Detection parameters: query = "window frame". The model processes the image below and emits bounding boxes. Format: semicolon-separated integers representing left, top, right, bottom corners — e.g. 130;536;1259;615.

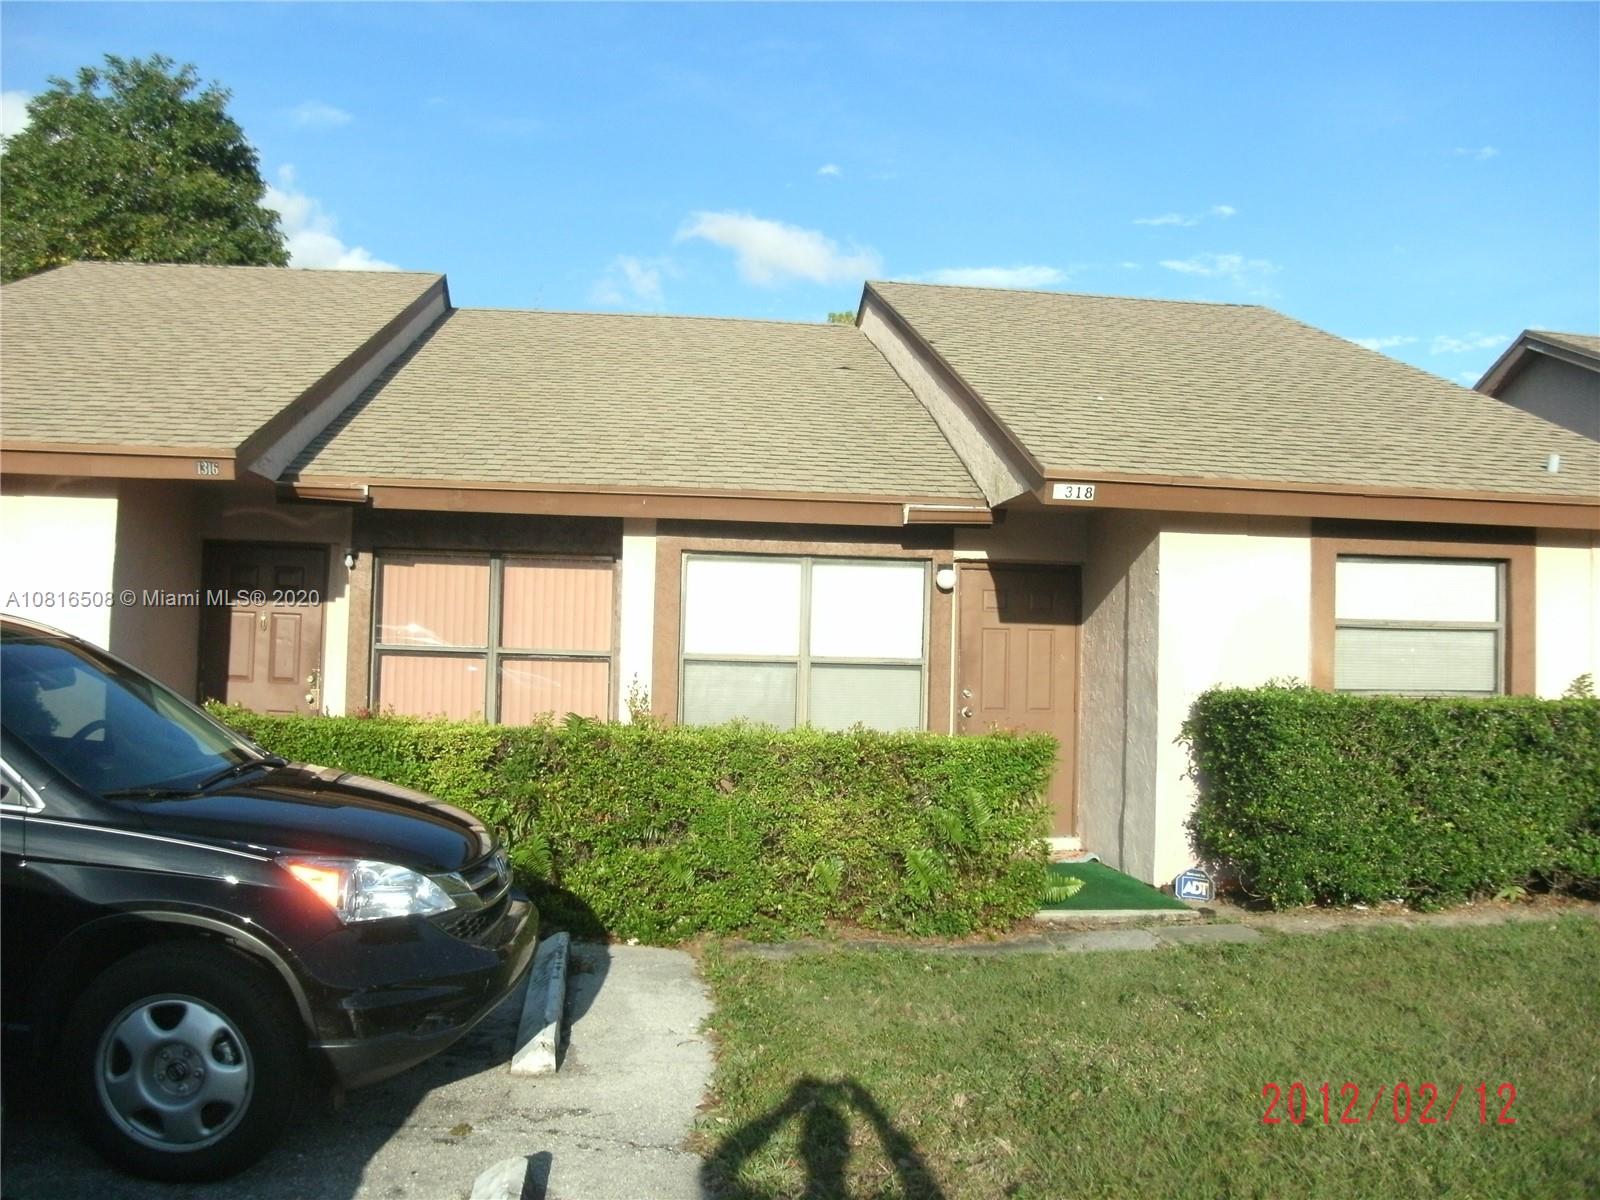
1309;524;1535;696
370;551;618;722
677;552;931;730
1332;554;1507;696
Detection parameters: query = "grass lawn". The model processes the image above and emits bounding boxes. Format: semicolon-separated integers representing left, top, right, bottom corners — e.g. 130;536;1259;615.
695;919;1600;1199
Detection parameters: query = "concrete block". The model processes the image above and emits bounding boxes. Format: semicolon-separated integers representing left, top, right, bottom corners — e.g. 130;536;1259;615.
511;931;569;1076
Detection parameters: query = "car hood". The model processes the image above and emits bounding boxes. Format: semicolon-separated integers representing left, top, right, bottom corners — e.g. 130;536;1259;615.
120;764;495;873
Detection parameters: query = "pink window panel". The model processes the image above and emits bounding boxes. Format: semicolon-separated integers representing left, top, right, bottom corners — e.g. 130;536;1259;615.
378;555;489;648
498;659;610;723
501;559;614;653
376;654;485;720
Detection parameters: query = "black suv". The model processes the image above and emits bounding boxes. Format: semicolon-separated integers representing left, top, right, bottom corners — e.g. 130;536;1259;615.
0;616;539;1180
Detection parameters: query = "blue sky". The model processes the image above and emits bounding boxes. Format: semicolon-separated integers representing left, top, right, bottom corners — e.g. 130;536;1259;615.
2;2;1596;384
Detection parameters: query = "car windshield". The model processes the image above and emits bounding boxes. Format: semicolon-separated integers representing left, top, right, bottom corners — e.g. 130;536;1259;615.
0;630;263;797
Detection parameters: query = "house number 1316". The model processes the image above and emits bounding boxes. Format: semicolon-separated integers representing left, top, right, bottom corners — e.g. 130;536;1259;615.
195;460;220;476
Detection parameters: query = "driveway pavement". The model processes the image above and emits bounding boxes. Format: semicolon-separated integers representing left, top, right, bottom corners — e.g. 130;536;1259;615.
1;942;713;1200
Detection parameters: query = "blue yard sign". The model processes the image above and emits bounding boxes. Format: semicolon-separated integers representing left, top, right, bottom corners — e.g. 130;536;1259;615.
1173;868;1215;903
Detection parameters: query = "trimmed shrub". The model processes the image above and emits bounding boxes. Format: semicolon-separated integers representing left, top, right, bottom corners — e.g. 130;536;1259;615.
1183;686;1600;908
208;704;1056;941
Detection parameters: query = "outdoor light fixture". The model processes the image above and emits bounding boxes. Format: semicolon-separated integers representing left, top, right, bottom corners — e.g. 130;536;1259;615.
344;549;357;570
934;566;957;592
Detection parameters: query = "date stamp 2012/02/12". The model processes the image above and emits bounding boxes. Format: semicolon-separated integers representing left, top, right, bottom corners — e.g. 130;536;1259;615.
1262;1082;1518;1126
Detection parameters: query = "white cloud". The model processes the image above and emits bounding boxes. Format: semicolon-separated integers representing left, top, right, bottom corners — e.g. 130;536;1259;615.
289;100;353;128
1158;252;1279;286
920;265;1065;289
1;89;32;138
677;210;880;286
1431;332;1507;354
1134;203;1237;227
817;163;841;177
1352;334;1418;351
590;255;669;307
263;166;398;271
1453;145;1499;161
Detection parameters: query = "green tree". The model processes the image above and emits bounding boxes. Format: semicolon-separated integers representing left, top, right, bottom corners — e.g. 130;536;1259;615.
826;311;856;325
1;54;287;282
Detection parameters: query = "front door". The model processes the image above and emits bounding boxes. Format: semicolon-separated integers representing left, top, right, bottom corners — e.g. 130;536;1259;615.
199;543;328;715
957;564;1080;834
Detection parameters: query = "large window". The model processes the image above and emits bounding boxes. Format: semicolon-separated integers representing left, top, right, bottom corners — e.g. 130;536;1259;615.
1333;556;1504;695
680;555;927;731
373;553;614;722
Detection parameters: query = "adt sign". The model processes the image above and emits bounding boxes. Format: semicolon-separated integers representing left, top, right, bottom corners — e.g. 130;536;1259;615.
1173;868;1215;903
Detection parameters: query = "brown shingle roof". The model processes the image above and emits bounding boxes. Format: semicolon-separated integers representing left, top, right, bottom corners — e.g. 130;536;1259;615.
1;261;443;450
870;281;1598;499
291;308;981;499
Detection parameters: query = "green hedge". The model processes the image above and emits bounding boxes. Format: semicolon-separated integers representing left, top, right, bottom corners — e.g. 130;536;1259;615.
1183;686;1600;908
208;705;1056;942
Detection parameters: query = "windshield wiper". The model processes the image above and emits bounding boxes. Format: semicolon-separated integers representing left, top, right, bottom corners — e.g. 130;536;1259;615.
194;755;286;792
101;785;204;799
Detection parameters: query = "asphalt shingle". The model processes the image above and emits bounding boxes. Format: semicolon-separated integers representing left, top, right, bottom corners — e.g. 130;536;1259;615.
0;261;442;450
292;308;982;499
871;281;1598;499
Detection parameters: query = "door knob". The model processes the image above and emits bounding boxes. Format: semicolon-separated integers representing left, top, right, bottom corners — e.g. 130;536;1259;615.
960;705;974;719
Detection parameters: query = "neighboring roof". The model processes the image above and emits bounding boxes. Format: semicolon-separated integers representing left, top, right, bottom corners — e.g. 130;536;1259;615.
1476;328;1600;395
0;261;444;452
868;281;1599;500
291;308;982;500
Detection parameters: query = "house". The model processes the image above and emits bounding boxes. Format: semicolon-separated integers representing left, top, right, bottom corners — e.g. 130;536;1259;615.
3;261;1596;886
1476;330;1600;442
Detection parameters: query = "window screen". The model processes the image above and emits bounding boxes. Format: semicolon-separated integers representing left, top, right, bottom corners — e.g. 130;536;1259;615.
1333;557;1503;696
680;555;927;730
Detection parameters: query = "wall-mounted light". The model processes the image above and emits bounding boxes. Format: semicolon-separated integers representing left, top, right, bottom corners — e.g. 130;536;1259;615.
1546;453;1562;474
934;566;957;593
343;549;357;571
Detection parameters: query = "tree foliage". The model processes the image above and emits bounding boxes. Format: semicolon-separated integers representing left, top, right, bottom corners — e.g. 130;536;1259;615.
1;54;287;282
826;310;857;325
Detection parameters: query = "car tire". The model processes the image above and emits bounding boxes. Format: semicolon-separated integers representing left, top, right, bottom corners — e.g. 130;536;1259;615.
62;942;303;1182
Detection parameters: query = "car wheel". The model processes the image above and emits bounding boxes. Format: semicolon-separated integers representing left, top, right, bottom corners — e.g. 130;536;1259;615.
62;943;302;1181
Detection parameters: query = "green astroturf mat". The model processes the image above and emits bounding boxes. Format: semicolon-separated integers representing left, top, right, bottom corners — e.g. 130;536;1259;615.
1041;860;1191;911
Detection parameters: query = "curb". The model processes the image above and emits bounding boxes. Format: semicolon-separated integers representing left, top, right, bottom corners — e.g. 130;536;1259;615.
1032;907;1198;924
510;931;569;1076
470;1156;533;1200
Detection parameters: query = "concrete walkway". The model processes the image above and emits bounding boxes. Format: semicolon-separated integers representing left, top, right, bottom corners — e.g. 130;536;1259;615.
724;921;1265;959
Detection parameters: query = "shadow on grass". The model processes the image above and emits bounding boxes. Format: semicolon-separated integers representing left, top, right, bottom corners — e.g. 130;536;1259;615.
702;1076;946;1200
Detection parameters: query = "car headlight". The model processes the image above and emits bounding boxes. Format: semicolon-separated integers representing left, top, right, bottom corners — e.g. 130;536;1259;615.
281;856;456;923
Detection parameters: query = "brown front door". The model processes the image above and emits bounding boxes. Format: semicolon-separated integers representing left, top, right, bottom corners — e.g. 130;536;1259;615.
199;543;328;715
957;564;1080;834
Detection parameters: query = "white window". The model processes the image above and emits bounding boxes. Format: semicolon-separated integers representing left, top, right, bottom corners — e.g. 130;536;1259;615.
680;555;927;730
1333;556;1504;695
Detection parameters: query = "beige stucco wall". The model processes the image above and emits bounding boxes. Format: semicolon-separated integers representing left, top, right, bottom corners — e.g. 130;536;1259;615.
1495;355;1600;442
1149;517;1312;884
0;478;120;647
617;518;658;720
195;485;354;714
1078;510;1163;880
109;480;203;692
1534;528;1600;697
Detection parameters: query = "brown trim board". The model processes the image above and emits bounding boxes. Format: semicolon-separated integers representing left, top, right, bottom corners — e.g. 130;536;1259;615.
1309;522;1535;695
2;444;237;480
1036;474;1598;531
286;476;991;528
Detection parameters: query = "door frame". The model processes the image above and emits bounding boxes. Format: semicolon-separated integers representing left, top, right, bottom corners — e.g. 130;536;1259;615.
956;560;1082;836
198;540;331;710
